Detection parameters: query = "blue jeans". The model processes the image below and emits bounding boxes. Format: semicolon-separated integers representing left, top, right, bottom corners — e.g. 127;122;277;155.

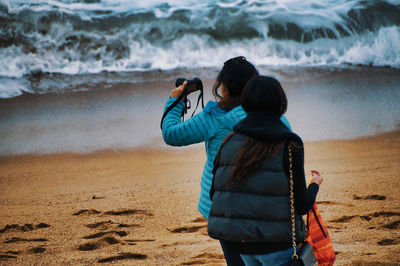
240;246;299;266
219;240;245;266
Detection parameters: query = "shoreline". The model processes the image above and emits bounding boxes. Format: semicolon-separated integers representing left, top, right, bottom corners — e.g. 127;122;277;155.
1;131;400;265
0;129;396;159
1;66;400;156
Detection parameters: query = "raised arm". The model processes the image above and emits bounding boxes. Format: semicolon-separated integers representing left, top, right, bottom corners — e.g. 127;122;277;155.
161;97;214;146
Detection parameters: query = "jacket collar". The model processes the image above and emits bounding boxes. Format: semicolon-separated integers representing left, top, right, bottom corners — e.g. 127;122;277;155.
234;111;303;145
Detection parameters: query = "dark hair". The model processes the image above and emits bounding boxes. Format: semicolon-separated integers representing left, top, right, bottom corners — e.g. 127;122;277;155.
241;75;287;115
214;134;285;188
213;56;259;111
220;76;291;187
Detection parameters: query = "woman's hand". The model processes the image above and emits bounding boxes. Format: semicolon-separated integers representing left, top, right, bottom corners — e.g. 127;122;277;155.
171;81;187;98
311;169;323;186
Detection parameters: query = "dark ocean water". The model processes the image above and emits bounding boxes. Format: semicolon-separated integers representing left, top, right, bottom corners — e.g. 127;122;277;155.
1;0;400;98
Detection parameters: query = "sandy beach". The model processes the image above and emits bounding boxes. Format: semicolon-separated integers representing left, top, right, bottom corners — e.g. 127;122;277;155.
1;65;400;266
1;0;400;264
1;130;400;265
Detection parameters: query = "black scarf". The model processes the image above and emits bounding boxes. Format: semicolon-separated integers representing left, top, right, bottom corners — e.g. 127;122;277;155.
234;111;303;146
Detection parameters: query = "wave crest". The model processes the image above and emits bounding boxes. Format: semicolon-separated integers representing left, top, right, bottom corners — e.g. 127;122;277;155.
0;0;400;79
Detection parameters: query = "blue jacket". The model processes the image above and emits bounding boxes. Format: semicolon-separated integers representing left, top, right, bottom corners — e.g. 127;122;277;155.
162;98;291;220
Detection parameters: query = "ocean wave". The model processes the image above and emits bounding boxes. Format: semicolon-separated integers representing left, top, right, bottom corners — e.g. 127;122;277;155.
0;0;400;80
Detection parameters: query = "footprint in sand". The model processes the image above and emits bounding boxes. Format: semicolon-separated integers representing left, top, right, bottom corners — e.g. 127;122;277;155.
380;220;400;230
85;220;113;229
117;223;140;228
0;251;21;260
73;208;153;216
28;247;46;254
377;238;400;246
192;252;225;260
181;259;207;265
78;236;122;251
353;194;386;200
0;247;45;261
73;209;101;216
75;208;152;256
168;218;208;233
3;237;48;244
370;211;400;218
191;217;207;223
79;224;150;251
329;211;400;224
0;254;17;260
82;230;128;239
85;220;140;230
103;209;153;216
97;252;147;263
0;223;50;233
181;252;225;265
168;225;206;233
124;239;155;246
329;215;358;223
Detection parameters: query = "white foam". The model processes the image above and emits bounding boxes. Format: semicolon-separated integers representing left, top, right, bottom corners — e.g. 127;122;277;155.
0;78;31;98
340;27;400;67
1;25;399;82
1;0;400;85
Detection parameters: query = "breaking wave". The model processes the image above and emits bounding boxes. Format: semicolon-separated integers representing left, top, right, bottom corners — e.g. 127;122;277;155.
0;0;399;95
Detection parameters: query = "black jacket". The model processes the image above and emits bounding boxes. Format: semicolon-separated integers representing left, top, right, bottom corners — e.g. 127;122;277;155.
208;111;319;254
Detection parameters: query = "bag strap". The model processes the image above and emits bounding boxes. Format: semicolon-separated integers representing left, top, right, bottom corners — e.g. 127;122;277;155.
160;90;186;129
311;206;328;238
191;87;204;117
160;87;205;129
289;146;298;260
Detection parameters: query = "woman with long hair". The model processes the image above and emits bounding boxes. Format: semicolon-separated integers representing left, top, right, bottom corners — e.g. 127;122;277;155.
162;58;291;265
208;76;323;265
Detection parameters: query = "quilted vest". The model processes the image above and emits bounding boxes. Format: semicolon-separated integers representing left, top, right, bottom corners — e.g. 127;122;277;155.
208;133;306;244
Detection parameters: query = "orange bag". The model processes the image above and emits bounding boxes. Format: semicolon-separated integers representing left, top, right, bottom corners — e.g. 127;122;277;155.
306;203;336;266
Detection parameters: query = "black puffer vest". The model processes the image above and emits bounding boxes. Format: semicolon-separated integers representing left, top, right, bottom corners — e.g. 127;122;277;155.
208;111;306;248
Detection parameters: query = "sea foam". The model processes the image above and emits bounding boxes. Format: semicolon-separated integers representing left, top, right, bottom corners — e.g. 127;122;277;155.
1;0;400;98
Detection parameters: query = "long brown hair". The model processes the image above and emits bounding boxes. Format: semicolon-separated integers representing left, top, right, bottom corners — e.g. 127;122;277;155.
226;136;285;187
215;137;299;187
212;56;258;112
215;75;294;187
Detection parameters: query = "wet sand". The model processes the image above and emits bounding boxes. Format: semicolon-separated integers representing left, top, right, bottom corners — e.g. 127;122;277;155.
1;66;400;264
1;131;400;265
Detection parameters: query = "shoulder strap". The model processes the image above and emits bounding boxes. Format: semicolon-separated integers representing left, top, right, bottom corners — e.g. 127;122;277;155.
160;87;205;129
191;86;204;117
160;91;186;129
289;146;299;260
311;206;328;238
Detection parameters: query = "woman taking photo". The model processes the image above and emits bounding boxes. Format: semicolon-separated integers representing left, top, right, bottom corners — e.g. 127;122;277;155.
208;76;323;266
161;57;291;265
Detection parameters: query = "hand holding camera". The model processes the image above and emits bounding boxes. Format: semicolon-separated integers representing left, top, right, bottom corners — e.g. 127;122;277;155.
161;77;204;129
171;80;187;98
170;78;203;98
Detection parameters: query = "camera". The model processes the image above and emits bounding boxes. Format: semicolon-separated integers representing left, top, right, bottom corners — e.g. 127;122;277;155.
161;77;204;129
175;77;203;95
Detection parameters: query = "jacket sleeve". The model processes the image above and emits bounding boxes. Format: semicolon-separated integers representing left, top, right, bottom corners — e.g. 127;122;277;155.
284;145;319;215
161;97;214;146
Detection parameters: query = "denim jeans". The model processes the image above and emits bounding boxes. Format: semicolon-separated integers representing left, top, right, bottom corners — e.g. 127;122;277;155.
240;246;299;266
219;240;245;266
